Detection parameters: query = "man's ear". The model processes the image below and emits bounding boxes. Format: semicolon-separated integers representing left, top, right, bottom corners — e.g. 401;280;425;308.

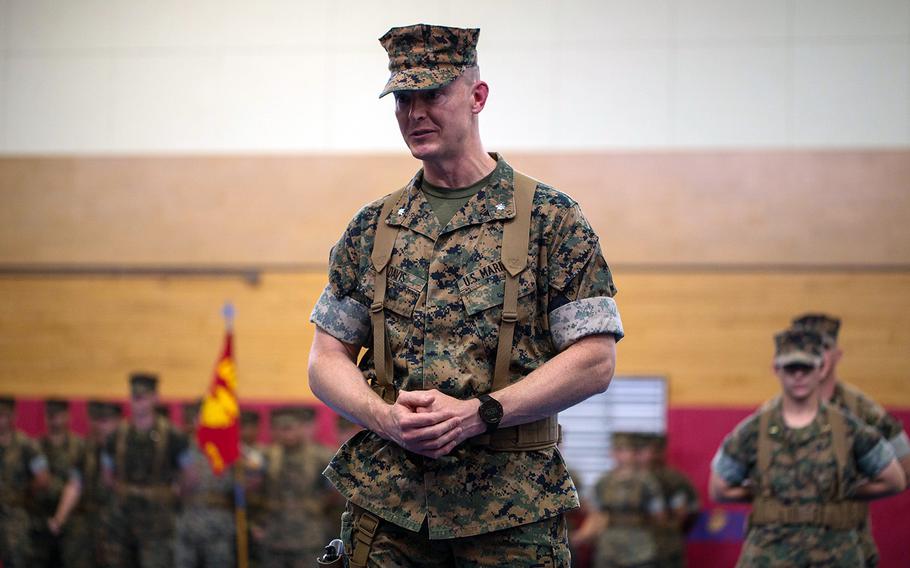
471;81;489;114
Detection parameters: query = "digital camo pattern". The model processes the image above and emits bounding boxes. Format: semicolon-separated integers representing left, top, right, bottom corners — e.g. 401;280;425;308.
30;434;85;568
592;469;663;568
346;503;569;568
378;24;479;98
549;296;622;351
791;313;841;346
713;403;892;567
773;328;824;365
104;423;188;568
1;433;42;567
829;381;909;568
260;442;336;560
652;466;699;568
311;155;621;538
175;442;235;568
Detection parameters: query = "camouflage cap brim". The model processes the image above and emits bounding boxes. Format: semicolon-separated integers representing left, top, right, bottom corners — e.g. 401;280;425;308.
775;352;821;367
379;65;464;98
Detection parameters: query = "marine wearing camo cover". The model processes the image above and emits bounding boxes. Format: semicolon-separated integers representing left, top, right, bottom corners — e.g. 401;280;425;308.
102;374;190;568
81;400;122;568
309;23;623;567
31;399;86;568
712;330;897;567
641;434;699;568
0;396;49;568
792;313;910;568
174;401;235;568
591;433;664;568
312;155;621;528
257;407;336;567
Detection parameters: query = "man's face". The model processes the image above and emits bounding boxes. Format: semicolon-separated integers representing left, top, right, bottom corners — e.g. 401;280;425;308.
636;445;658;469
96;416;120;440
0;409;13;434
613;445;634;467
775;361;823;402
47;411;69;433
272;421;303;448
130;391;156;419
241;423;259;446
393;74;481;163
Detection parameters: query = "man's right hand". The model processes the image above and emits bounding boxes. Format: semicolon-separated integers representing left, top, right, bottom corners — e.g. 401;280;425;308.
376;390;463;459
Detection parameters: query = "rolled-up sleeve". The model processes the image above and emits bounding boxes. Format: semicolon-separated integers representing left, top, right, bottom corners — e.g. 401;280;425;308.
546;202;623;348
888;431;910;460
711;447;748;486
857;439;897;478
310;284;371;345
549;296;624;350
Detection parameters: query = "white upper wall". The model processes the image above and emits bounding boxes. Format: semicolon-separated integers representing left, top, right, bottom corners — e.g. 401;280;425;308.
0;0;908;153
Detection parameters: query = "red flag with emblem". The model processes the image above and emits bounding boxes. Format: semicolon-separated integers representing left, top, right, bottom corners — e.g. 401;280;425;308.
197;304;240;475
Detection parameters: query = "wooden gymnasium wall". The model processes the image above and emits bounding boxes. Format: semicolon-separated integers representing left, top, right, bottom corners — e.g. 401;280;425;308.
1;151;908;407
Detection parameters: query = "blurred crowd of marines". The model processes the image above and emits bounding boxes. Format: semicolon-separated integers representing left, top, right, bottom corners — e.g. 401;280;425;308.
570;432;699;568
0;372;350;568
2;312;907;568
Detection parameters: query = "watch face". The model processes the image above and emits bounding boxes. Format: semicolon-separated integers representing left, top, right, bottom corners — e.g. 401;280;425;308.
480;400;503;424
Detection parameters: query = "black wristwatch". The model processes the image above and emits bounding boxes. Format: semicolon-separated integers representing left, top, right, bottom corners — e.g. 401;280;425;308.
478;394;503;434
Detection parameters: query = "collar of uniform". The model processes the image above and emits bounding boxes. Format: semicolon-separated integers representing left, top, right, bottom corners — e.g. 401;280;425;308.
384;153;516;239
767;400;826;445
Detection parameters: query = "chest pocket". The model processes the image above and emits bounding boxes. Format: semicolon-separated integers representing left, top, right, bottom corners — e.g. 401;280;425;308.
361;266;426;319
459;267;543;365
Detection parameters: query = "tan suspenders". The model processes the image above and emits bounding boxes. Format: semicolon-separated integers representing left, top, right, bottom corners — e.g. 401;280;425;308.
751;405;866;529
368;170;559;452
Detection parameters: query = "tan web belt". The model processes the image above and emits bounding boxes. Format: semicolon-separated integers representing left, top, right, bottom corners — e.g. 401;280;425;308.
607;511;649;527
116;483;175;502
469;415;561;452
750;499;867;530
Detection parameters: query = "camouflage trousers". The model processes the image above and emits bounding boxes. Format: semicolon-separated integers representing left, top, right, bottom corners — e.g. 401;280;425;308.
737;525;865;567
174;506;236;568
29;513;94;568
0;505;31;568
342;503;570;567
593;526;658;568
104;498;176;568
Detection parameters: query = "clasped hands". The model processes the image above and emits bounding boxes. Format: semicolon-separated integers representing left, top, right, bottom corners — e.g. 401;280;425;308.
376;389;486;459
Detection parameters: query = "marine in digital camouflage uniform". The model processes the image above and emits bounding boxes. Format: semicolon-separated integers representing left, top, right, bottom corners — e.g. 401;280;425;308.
636;433;699;568
174;401;235;568
80;400;123;568
30;399;87;568
255;407;337;568
710;329;905;568
101;373;190;568
792;313;910;568
308;23;623;568
0;396;50;568
587;433;665;568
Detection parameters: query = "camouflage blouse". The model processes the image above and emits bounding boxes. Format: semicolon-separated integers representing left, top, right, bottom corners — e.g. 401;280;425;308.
712;402;895;567
830;381;910;460
311;155;623;538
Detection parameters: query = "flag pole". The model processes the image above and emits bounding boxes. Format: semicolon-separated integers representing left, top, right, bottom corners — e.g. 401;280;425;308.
222;302;248;568
235;461;249;568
